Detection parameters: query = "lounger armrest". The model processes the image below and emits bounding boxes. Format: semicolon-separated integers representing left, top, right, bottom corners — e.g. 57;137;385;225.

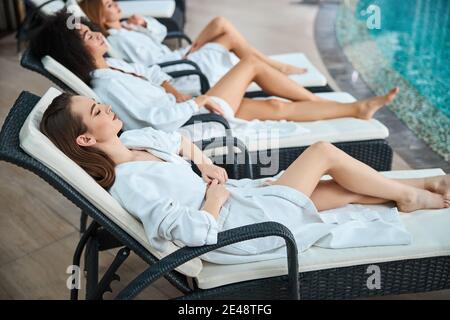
183;113;230;130
158;59;201;72
115;221;299;300
164;31;192;45
167;70;210;94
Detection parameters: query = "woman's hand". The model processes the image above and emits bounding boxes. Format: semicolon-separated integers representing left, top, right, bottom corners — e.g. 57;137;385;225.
161;81;192;102
195;95;225;116
205;179;230;206
175;92;193;103
198;163;228;184
182;41;201;58
263;179;276;186
189;41;201;54
127;15;147;27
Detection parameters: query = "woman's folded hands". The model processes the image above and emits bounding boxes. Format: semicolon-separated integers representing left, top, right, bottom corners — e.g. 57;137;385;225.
203;179;230;219
197;163;228;184
126;14;147;27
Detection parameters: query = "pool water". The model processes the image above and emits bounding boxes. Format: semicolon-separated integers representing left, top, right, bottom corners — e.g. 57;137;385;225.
356;0;450;118
336;0;450;161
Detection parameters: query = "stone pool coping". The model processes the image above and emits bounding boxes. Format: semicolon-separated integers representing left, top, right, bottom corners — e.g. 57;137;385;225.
314;1;449;172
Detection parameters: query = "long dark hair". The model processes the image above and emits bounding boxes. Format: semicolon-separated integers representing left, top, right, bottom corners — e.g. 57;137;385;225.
40;93;116;189
30;10;98;84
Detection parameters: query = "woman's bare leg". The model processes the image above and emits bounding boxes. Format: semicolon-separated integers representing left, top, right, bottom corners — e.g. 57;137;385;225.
206;55;319;108
310;174;450;211
207;56;320;105
192;17;232;49
272;141;448;212
397;175;450;197
193;17;306;75
311;180;387;211
207;55;399;121
235;96;395;121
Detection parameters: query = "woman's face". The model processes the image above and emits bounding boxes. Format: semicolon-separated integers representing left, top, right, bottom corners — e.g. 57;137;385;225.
77;24;108;57
70;95;123;146
101;0;122;23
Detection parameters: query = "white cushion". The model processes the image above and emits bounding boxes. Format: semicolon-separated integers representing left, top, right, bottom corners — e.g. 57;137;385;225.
247;53;328;91
41;56;100;101
19;87;203;277
196;168;450;289
117;1;176;18
29;0;65;16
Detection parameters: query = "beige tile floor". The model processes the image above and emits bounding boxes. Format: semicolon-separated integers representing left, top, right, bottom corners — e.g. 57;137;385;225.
0;0;447;300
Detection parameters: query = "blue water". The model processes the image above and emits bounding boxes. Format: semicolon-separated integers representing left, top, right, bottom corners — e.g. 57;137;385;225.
355;0;450;118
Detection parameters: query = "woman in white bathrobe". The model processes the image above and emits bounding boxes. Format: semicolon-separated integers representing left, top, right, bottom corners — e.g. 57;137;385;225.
79;0;308;94
39;93;449;263
30;14;399;133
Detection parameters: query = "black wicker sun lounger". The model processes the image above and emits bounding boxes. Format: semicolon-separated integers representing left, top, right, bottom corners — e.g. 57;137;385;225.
1;91;449;300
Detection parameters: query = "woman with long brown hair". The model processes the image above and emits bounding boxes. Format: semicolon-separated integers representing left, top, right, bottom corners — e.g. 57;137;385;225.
31;12;399;133
40;92;450;263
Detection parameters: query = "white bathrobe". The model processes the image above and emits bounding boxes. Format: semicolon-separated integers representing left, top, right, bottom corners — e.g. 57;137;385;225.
91;58;200;132
106;18;239;95
109;127;412;264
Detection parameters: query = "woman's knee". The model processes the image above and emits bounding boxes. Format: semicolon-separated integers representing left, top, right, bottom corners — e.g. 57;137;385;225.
308;141;337;159
239;54;261;69
266;99;287;117
211;16;230;31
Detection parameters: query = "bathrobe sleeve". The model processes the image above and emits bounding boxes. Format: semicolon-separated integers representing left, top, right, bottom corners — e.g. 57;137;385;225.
143;17;168;43
100;76;199;131
114;172;219;251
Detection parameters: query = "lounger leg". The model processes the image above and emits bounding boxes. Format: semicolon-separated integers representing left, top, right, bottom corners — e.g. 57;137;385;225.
89;247;131;300
80;211;88;234
70;221;99;300
85;236;100;300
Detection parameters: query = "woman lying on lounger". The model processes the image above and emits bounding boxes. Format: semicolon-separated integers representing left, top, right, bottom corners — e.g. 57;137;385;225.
40;92;450;262
31;12;399;132
78;0;309;93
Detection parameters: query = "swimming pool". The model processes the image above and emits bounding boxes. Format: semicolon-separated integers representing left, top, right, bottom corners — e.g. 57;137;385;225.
336;0;449;161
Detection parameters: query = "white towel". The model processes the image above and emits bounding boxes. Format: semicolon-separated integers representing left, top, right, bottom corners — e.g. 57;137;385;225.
315;204;412;249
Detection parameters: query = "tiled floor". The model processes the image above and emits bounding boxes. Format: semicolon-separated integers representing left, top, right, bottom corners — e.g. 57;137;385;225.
0;0;447;300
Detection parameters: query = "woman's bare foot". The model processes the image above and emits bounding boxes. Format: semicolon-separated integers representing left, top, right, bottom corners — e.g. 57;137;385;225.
281;64;308;75
357;87;400;120
424;174;450;198
397;188;448;213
